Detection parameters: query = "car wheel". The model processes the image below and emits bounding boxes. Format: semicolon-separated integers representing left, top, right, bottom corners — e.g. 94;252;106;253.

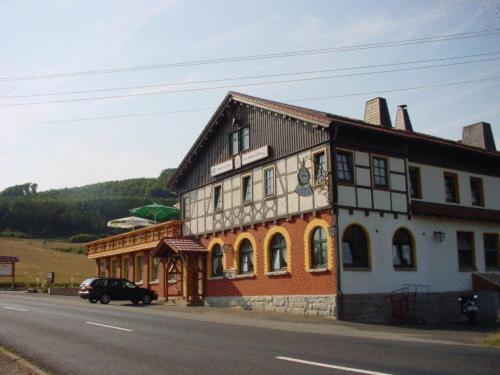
142;294;152;305
89;298;98;303
131;299;140;305
100;294;111;304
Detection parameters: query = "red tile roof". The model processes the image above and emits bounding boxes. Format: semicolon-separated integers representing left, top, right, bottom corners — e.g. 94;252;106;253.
151;238;207;257
163;238;207;253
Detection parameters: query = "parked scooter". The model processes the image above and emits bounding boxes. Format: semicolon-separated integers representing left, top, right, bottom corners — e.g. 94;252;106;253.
458;294;479;324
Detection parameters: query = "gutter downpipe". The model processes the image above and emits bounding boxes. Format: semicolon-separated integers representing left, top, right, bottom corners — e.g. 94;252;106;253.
330;122;344;320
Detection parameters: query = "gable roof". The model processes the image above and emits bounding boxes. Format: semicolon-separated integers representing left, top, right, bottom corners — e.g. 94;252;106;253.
169;91;499;190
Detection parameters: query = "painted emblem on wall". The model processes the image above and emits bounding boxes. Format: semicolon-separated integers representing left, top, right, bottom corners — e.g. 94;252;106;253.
295;159;313;197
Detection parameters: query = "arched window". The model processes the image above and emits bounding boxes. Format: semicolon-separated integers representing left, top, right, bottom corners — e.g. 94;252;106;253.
342;225;369;268
311;227;327;269
238;239;254;274
211;244;224;277
392;228;415;269
270;233;287;271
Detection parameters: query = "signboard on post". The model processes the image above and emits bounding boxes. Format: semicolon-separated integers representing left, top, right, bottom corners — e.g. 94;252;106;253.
0;256;19;290
46;272;55;284
0;263;13;276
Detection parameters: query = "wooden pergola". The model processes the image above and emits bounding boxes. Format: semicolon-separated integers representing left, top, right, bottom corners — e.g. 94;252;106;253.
151;238;208;305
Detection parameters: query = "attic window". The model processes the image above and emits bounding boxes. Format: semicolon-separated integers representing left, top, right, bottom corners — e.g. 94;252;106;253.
229;127;250;155
230;131;239;155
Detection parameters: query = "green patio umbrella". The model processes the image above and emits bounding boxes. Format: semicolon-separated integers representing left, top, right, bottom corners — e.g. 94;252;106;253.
129;203;179;222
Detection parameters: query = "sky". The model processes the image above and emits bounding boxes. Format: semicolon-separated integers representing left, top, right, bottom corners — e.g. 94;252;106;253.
1;0;499;192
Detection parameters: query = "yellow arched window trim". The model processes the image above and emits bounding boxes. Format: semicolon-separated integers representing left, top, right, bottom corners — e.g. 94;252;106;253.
233;232;258;275
303;219;334;271
263;226;292;273
207;238;225;277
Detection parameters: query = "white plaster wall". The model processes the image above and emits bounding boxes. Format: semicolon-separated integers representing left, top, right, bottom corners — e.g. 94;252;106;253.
410;162;500;209
373;190;391;211
357;188;372;208
389;157;405;173
355;151;369;166
338;185;356;206
391;192;407;212
390;173;406;191
356;168;371;186
339;208;500;294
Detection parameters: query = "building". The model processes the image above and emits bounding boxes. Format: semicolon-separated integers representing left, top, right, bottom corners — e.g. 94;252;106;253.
87;91;499;322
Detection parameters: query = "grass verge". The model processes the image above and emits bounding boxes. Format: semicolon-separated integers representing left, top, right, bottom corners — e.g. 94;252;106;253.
483;331;500;347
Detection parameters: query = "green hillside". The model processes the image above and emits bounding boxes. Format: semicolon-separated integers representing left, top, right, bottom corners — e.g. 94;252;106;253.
0;169;178;238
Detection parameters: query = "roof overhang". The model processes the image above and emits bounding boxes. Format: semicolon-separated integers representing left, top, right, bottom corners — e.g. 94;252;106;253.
151;238;207;257
411;201;500;222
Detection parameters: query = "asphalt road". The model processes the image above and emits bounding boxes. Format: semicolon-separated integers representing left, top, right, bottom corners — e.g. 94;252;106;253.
0;293;498;375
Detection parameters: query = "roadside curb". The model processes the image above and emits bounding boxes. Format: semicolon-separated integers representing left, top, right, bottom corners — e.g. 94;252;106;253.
0;346;51;375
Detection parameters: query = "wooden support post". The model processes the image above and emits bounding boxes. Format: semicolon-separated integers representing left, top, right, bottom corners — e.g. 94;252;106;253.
12;262;15;291
167;256;170;302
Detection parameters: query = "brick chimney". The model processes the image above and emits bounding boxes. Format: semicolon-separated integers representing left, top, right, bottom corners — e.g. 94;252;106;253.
364;97;392;128
394;104;413;131
461;122;496;151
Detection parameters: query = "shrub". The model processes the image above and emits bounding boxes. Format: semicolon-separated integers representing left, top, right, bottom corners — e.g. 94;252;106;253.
69;234;99;243
0;229;30;238
50;246;85;255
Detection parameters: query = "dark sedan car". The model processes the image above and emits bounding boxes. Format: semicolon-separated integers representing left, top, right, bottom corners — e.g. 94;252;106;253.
79;278;158;305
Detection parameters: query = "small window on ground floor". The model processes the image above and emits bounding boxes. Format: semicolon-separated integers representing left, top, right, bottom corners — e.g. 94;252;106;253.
392;228;415;269
211;244;224;277
238;239;254;274
457;231;475;270
270;233;287;271
135;255;144;283
150;256;159;282
122;257;130;280
484;233;499;269
342;225;370;269
311;227;327;269
110;258;118;277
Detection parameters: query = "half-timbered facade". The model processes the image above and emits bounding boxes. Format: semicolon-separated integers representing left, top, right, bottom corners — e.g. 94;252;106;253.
87;91;499;322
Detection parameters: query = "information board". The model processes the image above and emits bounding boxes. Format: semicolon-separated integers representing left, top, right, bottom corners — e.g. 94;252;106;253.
0;263;13;276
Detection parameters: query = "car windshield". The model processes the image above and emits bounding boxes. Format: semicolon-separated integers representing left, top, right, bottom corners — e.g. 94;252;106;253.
123;281;136;289
80;278;96;286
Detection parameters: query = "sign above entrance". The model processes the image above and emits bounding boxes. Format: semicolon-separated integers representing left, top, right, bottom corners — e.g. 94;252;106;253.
210;159;233;177
242;145;269;166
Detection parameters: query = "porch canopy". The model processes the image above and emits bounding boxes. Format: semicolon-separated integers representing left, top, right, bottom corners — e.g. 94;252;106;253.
151;238;207;257
151;238;208;305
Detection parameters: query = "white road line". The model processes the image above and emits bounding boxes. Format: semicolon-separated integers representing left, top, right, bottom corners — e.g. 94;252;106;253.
85;321;134;332
276;356;392;375
1;306;29;312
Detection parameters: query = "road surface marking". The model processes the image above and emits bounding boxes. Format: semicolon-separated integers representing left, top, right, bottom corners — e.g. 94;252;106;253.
86;321;134;332
1;306;29;312
276;356;392;375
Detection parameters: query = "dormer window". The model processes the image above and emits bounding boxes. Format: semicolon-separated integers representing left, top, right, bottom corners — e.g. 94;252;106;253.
241;127;250;151
229;127;250;155
230;131;239;155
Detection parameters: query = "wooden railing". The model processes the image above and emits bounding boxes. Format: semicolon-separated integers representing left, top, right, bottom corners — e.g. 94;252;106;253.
86;220;183;259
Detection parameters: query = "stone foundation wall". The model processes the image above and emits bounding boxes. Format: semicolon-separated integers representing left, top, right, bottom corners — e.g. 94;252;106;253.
206;294;337;317
342;291;497;323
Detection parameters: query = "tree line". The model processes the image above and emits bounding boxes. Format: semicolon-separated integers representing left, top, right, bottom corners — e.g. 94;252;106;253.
0;169;178;238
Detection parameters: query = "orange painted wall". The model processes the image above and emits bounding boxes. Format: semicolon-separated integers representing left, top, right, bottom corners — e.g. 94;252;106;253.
200;210;337;297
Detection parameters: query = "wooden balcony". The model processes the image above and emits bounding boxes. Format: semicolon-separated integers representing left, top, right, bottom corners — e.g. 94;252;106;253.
86;220;183;259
